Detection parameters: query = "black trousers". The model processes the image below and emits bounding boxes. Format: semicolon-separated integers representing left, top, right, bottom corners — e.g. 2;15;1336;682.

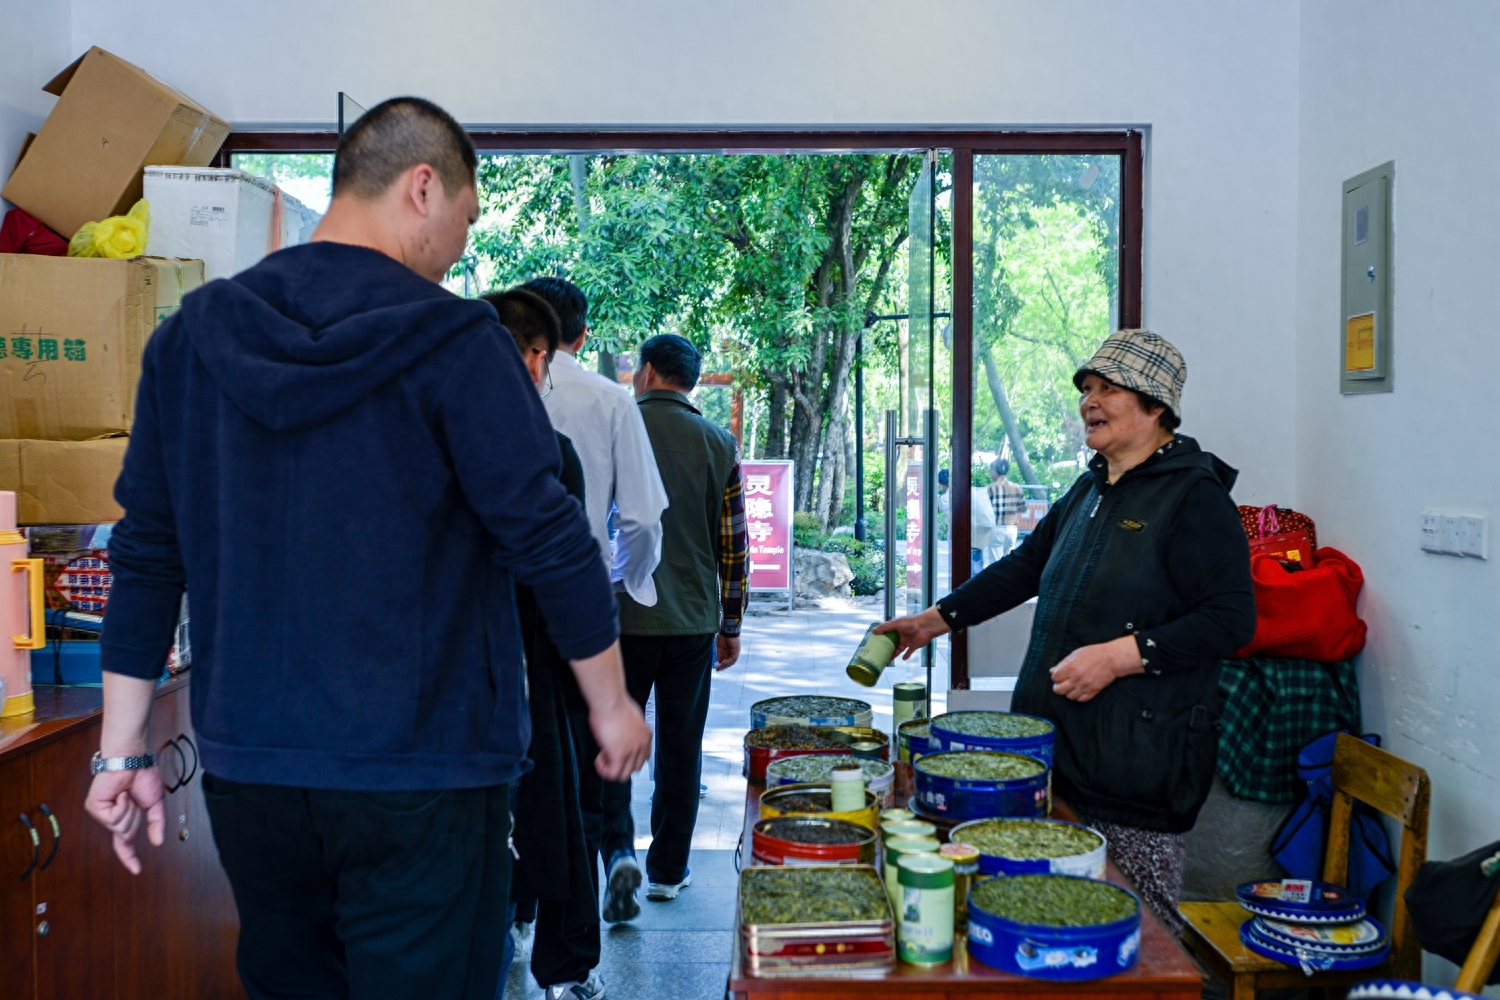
202;774;512;1000
604;633;716;884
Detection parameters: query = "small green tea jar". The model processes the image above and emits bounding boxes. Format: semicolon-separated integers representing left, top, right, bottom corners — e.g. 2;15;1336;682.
892;681;927;732
846;623;898;687
897;853;955;965
884;836;939;912
880;819;937;840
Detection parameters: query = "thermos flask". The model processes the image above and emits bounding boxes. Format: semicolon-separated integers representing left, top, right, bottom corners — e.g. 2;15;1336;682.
1;492;44;718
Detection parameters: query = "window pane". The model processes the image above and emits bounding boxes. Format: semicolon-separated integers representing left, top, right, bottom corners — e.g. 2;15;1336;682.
229;153;335;215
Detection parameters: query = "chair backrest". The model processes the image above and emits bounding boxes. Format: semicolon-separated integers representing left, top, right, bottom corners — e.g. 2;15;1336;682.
1321;732;1430;980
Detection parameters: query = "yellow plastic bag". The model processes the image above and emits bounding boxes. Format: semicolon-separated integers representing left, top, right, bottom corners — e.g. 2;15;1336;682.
68;199;151;258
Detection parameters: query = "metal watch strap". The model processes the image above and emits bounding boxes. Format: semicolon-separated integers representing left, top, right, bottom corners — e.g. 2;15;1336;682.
90;751;158;775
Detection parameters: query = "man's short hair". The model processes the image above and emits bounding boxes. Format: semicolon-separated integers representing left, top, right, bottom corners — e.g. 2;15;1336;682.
639;334;701;391
332;97;477;200
991;457;1010;478
522;277;588;344
481;287;562;360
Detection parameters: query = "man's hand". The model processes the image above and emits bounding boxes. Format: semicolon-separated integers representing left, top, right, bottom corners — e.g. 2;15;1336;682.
588;696;653;781
1048;636;1144;702
85;767;166;875
875;607;952;660
715;633;740;671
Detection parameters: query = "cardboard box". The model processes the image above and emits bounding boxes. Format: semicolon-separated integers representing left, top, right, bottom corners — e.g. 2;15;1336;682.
0;253;202;440
2;47;230;238
144;167;321;280
0;438;127;525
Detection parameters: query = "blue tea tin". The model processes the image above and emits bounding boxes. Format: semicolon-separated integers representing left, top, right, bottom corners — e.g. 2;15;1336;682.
1236;880;1366;924
750;696;872;730
1349;981;1486;1000
912;751;1050;822
1241;919;1388;973
966;876;1141;980
949;818;1107;878
928;711;1056;767
1253;915;1386;955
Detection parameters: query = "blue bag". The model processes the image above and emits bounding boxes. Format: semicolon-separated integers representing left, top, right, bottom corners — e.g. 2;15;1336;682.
1270;730;1396;900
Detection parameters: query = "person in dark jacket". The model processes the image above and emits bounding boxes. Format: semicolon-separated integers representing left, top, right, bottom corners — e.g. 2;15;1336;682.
84;98;651;1000
484;287;607;1000
879;329;1255;936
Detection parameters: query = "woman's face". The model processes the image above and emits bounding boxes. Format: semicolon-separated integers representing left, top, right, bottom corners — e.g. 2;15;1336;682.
1078;373;1162;455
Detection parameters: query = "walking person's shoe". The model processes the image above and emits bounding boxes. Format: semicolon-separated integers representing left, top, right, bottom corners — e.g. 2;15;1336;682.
602;852;641;923
547;970;606;1000
646;869;691;901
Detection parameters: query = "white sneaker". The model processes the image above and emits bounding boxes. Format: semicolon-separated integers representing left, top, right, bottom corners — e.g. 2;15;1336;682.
646;869;691;901
509;919;533;962
547;970;605;1000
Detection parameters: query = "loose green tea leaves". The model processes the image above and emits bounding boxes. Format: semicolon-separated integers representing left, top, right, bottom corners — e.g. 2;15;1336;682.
741;867;889;924
933;711;1053;739
764;789;835;812
756;817;871;845
745;725;846;750
767;754;893;784
915;751;1046;780
971;875;1136;927
756;696;871;720
900;719;931;740
953;820;1102;860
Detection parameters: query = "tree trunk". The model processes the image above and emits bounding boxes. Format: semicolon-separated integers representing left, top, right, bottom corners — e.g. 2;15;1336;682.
766;382;787;458
980;342;1041;488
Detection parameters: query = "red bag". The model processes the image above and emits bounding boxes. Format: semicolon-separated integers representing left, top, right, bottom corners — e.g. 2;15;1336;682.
0;208;68;256
1234;546;1367;661
1246;505;1313;566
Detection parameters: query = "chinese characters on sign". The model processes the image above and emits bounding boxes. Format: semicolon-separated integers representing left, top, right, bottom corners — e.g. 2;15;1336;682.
905;460;924;614
742;460;794;593
1;333;87;361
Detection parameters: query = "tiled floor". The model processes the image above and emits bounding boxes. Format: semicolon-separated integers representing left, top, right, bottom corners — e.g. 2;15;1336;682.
503;595;950;999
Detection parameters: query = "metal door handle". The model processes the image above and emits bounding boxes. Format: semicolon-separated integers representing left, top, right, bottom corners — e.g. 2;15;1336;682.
37;804;59;871
164;739;186;793
177;735;199;785
18;813;38;881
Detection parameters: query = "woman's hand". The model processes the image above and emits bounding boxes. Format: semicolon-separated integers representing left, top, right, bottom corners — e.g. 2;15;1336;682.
875;607;952;660
1049;636;1144;702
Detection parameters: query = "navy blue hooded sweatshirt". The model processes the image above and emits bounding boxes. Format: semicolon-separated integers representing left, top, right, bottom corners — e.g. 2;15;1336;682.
100;242;617;791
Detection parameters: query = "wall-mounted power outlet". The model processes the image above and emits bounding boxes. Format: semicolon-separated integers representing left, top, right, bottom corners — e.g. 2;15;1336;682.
1421;510;1488;559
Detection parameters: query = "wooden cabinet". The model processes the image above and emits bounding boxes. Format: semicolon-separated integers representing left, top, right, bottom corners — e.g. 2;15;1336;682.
0;679;244;999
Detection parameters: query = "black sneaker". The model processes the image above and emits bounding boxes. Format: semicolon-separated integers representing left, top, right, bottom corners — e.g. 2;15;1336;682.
602;852;641;923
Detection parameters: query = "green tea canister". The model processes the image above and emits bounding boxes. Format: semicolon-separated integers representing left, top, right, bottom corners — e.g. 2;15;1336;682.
846;623;898;687
892;682;927;732
884;836;939;911
830;765;866;812
880;819;937;840
897;853;955;965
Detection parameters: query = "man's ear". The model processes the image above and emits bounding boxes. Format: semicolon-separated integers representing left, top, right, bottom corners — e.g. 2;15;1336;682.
407;164;440;217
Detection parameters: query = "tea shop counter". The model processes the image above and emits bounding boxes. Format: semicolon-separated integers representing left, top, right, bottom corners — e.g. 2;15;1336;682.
1;679;246;999
729;783;1204;1000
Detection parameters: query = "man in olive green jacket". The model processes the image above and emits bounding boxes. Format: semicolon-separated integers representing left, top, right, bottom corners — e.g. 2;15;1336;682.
599;334;748;922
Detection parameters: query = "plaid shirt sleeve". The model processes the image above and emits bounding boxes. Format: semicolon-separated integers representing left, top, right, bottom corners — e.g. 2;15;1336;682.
718;463;748;636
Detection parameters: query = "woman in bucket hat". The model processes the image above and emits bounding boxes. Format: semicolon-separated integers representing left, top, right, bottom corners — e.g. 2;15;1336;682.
878;329;1255;935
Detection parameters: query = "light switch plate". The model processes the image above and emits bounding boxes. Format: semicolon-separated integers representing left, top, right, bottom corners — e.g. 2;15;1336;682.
1458;514;1489;559
1442;515;1464;555
1421;511;1444;553
1421;510;1489;558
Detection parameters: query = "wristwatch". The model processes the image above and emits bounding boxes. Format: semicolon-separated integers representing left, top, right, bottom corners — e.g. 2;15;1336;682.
90;751;158;775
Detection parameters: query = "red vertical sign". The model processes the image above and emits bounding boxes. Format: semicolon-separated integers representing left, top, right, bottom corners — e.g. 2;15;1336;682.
743;461;794;592
905;460;923;606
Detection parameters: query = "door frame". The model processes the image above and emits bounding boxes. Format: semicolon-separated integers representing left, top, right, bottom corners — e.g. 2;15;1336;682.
216;128;1145;688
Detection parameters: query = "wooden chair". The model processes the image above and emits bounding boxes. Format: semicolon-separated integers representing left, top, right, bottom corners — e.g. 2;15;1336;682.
1179;733;1430;1000
1453;880;1500;993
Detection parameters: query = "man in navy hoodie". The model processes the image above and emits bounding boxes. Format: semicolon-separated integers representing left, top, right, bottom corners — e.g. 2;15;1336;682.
82;98;652;1000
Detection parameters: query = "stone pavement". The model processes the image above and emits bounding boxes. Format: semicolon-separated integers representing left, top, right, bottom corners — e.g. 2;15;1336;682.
503;595;950;999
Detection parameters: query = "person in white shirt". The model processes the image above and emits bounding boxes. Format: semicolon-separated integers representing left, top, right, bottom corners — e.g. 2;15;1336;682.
523;277;668;936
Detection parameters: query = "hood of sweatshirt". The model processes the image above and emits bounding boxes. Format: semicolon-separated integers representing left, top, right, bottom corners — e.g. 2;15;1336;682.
1087;434;1238;493
180;242;496;433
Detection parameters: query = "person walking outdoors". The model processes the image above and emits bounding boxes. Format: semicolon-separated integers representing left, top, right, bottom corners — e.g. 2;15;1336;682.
601;334;748;920
523;278;668;930
985;457;1026;563
84;98;651;1000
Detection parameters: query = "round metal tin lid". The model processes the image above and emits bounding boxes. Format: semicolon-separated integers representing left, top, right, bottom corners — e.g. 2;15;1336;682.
1348;981;1487;1000
1254;916;1387;954
1236;879;1367;923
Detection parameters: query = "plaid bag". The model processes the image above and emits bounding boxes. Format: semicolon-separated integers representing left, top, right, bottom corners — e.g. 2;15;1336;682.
1238;504;1318;551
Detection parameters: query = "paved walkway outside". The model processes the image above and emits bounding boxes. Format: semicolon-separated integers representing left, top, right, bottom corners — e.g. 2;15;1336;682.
503;595;950;999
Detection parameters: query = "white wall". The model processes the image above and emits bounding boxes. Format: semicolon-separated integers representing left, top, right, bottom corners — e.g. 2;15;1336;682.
0;0;70;213
42;0;1303;503
1297;6;1500;983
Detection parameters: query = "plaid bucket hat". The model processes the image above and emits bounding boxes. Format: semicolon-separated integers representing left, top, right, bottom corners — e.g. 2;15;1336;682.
1073;329;1187;418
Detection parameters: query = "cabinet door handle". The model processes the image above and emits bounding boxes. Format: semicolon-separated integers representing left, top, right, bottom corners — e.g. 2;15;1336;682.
37;804;59;871
17;813;39;882
178;735;199;785
163;739;186;793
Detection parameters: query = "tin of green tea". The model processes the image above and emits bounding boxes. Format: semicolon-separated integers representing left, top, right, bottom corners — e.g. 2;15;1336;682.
883;836;939;912
880;819;937;840
897;853;955;965
893;682;927;732
846;623;898;687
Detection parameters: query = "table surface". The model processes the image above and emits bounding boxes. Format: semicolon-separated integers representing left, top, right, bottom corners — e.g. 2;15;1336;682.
0;679;186;763
729;783;1205;998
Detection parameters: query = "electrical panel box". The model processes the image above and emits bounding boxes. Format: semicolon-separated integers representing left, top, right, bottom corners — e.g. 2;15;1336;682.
1341;162;1395;393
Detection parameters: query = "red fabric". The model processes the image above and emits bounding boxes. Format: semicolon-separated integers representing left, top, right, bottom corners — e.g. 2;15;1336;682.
0;208;68;255
1234;547;1368;661
1247;505;1313;565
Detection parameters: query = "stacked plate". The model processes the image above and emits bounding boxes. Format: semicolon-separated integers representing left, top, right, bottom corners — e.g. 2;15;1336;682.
1236;880;1389;974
